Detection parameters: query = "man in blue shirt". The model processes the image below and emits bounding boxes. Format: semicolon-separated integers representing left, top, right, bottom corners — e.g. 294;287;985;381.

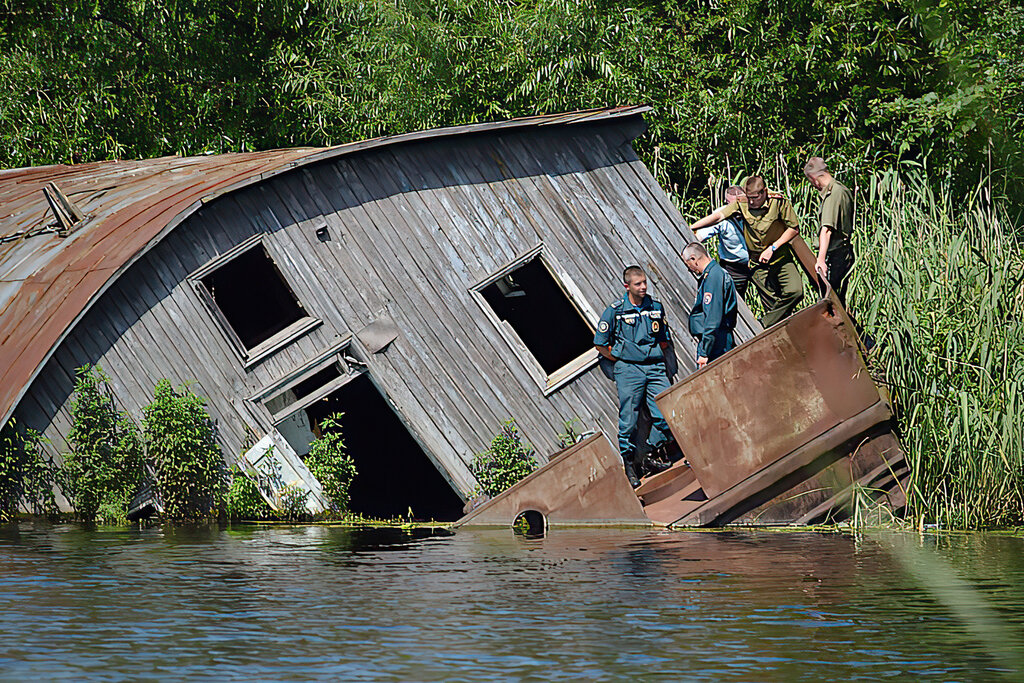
594;266;674;487
683;242;738;368
693;185;752;298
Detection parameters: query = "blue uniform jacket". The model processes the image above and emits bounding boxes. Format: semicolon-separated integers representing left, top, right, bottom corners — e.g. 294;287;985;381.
688;260;738;358
594;293;671;363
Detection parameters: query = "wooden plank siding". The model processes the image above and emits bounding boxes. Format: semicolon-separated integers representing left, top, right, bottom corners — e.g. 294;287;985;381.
12;119;760;502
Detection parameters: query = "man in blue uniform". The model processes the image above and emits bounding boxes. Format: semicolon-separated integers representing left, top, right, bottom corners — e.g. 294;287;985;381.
683;242;738;368
594;266;674;487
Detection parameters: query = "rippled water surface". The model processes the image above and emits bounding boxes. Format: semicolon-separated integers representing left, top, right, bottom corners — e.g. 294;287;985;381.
3;524;1024;681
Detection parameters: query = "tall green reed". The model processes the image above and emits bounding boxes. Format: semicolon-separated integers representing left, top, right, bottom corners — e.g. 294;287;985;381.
850;170;1024;528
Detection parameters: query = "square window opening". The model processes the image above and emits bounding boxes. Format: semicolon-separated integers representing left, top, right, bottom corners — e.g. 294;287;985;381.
199;244;307;350
480;256;594;376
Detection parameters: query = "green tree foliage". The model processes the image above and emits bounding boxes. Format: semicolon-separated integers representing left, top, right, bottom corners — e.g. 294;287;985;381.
471;420;537;497
1;1;1020;198
61;365;145;523
0;419;57;520
143;380;226;520
304;412;357;513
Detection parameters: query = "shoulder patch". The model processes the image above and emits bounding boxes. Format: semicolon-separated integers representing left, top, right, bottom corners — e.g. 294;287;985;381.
598;320;609;333
703;292;713;305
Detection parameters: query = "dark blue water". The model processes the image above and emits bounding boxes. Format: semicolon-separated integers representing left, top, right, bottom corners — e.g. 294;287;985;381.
2;524;1023;681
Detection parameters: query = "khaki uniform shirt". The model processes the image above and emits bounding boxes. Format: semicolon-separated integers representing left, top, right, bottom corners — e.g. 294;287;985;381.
818;179;853;253
719;193;800;254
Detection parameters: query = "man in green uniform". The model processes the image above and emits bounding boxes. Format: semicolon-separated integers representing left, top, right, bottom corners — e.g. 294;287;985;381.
593;266;674;487
804;156;855;304
688;175;803;328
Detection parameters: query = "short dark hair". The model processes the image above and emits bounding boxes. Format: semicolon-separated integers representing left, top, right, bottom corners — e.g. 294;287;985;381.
682;242;709;260
623;265;645;284
744;175;766;194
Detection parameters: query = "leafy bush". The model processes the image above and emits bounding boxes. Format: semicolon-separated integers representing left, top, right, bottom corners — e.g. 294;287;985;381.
226;466;277;521
556;418;585;450
143;380;226;520
305;412;357;513
0;419;57;521
471;420;537;497
61;365;145;523
280;484;311;521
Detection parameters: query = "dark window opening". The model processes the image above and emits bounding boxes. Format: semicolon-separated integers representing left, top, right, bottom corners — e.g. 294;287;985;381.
265;363;343;416
303;374;464;521
481;257;593;375
200;244;306;349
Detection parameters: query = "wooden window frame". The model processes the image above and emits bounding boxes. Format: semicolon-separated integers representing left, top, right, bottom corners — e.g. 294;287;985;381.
189;235;321;367
248;337;365;424
470;244;600;395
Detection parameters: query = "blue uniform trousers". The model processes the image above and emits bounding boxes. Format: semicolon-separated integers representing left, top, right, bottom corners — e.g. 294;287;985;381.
707;330;736;361
614;360;673;458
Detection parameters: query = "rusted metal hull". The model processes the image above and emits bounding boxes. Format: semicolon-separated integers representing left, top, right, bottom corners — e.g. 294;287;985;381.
654;287;905;527
453;432;651;528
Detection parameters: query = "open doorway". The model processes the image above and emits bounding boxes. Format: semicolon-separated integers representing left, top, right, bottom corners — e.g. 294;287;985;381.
281;373;464;521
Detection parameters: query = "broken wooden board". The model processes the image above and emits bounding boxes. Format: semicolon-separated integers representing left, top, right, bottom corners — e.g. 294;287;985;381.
453;432;651;528
240;430;331;514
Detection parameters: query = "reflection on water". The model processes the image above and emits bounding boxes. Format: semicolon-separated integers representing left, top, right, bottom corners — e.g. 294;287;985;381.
2;523;1023;681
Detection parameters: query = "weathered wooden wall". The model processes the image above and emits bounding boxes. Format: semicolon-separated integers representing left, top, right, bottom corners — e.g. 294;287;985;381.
14;118;760;501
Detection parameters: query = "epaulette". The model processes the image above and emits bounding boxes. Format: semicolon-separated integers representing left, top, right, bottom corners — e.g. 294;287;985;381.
768;191;786;200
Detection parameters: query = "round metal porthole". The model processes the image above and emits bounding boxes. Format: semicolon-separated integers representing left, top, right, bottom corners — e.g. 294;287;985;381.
512;510;546;539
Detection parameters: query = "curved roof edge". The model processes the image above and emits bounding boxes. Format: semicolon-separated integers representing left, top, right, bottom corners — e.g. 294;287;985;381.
0;106;651;426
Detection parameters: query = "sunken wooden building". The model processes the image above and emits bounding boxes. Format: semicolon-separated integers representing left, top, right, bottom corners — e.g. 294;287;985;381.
0;107;762;520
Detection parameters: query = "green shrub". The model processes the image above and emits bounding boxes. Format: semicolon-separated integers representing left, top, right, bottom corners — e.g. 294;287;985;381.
556;418;585;450
61;365;145;523
0;419;57;521
143;380;226;520
305;412;357;513
471;420;537;497
226;466;277;521
280;484;311;521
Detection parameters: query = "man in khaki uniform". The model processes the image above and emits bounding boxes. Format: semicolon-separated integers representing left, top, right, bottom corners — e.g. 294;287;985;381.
688;175;803;328
804;157;855;304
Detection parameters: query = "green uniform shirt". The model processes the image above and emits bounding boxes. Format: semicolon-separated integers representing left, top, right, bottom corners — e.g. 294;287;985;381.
719;193;800;254
818;179;853;253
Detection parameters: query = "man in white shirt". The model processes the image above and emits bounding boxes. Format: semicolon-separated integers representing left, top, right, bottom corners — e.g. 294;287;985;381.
693;185;752;298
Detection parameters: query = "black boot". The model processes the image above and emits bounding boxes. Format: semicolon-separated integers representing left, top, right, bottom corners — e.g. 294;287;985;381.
622;456;641;488
638;445;671;477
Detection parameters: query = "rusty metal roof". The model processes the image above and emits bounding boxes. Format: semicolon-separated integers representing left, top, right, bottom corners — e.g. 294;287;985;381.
0;106;650;426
